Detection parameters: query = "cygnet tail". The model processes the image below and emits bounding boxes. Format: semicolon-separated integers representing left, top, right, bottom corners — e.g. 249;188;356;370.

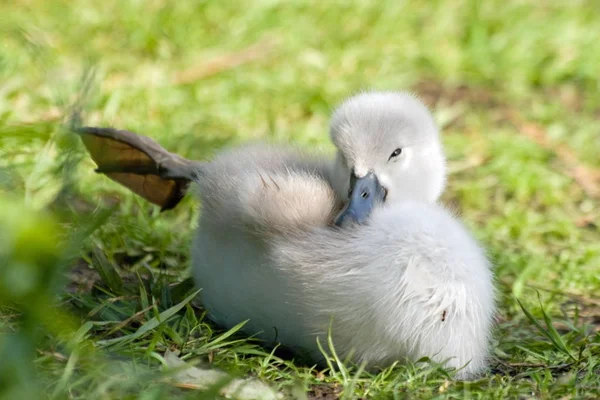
76;126;206;211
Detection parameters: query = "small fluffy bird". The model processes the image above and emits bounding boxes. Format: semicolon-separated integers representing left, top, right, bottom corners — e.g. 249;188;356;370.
79;91;495;380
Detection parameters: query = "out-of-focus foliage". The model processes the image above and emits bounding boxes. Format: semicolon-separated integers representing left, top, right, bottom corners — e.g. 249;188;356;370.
0;195;68;399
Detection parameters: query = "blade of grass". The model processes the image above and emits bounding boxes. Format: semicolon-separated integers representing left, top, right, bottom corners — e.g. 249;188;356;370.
91;248;123;295
97;289;200;346
517;297;576;361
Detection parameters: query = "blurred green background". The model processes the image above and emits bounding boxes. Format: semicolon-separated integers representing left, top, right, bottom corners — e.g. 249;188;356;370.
1;1;599;398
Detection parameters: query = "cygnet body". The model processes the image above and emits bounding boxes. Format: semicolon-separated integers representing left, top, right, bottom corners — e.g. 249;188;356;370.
78;91;495;380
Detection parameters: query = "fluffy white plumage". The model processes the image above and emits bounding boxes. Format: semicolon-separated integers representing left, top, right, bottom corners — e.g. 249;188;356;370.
190;91;495;379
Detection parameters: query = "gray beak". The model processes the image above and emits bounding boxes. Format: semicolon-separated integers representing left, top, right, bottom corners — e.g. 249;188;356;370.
334;172;387;227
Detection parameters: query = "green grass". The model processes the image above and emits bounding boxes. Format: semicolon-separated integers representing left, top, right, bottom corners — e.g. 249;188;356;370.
1;0;599;398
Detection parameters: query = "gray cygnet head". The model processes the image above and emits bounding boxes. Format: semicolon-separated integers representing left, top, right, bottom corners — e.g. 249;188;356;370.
329;91;446;225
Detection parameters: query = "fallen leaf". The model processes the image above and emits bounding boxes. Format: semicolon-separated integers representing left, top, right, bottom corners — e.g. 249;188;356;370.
172;38;278;85
164;350;281;400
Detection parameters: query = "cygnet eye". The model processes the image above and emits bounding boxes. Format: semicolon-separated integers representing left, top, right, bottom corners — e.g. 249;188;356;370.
388;148;403;161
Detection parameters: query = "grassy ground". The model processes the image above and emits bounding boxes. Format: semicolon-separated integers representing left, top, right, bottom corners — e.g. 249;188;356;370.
1;0;599;398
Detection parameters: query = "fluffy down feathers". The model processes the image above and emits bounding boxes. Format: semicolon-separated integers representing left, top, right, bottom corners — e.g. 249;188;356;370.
190;93;495;379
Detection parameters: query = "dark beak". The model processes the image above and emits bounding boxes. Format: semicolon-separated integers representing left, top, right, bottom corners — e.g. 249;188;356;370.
334;172;387;227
